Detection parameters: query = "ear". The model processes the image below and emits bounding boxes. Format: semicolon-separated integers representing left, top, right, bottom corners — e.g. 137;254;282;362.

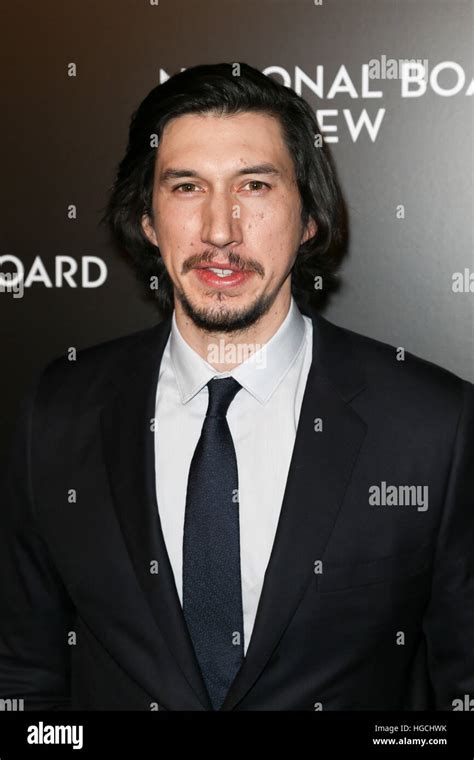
141;213;158;247
301;217;318;245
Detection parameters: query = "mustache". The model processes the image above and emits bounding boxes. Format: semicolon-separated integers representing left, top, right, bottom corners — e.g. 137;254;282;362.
182;249;264;277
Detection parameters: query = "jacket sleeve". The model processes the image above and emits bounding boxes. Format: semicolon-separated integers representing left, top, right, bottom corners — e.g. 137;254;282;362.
423;379;474;709
0;371;75;710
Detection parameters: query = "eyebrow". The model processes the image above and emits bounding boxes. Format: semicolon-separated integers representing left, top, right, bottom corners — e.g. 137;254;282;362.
159;163;282;184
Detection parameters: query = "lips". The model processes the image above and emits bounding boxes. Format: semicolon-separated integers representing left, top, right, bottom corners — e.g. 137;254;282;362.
194;262;243;272
192;266;254;289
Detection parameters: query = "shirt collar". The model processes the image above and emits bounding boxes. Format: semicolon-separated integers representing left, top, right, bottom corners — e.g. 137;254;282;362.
169;296;308;405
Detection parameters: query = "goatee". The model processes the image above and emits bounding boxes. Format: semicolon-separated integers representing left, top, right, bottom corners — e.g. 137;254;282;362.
174;287;278;335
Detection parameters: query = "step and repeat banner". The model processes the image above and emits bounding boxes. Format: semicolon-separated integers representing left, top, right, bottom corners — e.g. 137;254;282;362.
1;0;473;452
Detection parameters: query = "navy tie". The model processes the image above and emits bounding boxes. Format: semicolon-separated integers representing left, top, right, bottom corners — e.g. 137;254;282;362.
183;376;245;710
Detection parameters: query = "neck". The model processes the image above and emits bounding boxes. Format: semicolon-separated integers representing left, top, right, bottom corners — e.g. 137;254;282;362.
174;289;292;372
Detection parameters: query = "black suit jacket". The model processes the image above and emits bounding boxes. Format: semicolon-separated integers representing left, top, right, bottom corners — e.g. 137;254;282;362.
1;306;473;711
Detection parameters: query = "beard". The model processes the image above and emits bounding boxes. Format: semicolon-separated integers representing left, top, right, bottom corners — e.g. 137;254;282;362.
173;282;280;335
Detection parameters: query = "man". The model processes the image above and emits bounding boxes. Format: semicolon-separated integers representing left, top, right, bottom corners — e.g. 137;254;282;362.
0;62;473;711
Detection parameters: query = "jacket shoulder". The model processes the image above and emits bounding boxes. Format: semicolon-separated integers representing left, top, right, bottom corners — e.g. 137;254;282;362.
314;312;472;420
34;320;170;411
344;321;466;387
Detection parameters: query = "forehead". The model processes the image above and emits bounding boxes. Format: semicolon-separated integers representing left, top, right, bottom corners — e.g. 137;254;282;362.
157;111;293;172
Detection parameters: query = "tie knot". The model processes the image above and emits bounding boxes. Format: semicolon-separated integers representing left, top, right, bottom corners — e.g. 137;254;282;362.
206;377;242;418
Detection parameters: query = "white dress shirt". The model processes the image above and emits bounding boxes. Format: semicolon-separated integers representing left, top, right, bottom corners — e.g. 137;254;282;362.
154;296;313;656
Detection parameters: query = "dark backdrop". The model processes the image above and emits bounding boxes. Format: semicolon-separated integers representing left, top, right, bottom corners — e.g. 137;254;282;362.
1;0;473;456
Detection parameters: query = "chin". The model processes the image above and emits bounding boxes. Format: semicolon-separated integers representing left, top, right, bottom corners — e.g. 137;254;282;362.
176;285;276;334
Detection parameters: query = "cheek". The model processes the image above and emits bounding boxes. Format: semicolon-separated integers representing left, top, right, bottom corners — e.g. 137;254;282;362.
154;203;199;251
247;203;301;262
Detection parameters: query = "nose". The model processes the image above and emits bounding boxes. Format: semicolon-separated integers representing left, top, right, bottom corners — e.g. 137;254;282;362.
200;190;243;250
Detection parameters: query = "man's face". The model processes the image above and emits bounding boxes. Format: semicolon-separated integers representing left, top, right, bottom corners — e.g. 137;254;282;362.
142;111;316;332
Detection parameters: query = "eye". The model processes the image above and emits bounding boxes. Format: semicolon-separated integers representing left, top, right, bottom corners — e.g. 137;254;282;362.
174;183;199;193
244;181;270;192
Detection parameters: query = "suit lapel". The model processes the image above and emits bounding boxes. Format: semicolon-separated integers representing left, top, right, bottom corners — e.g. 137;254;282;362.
101;317;213;710
220;308;368;710
101;306;367;712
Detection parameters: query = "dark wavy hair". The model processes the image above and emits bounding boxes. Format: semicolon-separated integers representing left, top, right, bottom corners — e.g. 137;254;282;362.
101;62;347;317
